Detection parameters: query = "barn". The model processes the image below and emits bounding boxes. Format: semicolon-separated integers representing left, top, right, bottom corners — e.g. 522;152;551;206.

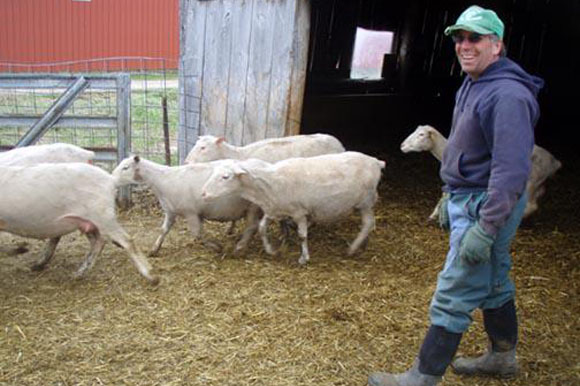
0;1;578;385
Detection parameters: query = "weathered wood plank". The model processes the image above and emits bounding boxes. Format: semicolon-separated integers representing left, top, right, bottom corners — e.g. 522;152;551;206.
200;0;233;139
265;0;296;139
226;0;253;146
178;0;205;162
286;0;310;136
243;0;275;145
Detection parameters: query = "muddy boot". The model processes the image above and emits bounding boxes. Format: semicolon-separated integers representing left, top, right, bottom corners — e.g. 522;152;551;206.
451;299;519;378
368;359;441;386
368;325;461;386
451;344;518;377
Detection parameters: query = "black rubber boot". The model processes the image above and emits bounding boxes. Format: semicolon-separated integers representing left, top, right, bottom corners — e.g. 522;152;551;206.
368;325;462;385
451;299;519;377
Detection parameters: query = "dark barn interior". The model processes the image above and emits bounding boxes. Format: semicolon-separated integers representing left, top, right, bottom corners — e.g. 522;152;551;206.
301;0;580;162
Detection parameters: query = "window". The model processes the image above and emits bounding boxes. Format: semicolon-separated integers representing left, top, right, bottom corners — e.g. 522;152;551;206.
350;28;394;80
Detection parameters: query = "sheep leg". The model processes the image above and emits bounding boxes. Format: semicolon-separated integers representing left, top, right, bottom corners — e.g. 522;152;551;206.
259;215;276;255
74;231;105;278
429;193;446;222
107;225;159;285
348;207;375;255
150;212;176;256
234;206;261;254
296;217;310;265
187;215;222;253
31;237;61;271
278;219;293;245
226;220;237;235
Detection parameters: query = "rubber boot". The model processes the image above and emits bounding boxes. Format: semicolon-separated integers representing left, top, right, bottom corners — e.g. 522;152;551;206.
368;325;461;386
451;299;519;378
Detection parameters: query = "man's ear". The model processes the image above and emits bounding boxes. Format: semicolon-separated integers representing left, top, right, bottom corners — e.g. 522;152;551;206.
492;40;503;56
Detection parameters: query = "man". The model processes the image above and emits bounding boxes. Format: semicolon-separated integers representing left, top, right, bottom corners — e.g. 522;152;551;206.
368;5;544;386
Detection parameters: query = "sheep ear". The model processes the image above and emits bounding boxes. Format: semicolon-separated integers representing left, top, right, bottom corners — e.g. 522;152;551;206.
133;155;141;163
231;163;247;177
216;137;226;145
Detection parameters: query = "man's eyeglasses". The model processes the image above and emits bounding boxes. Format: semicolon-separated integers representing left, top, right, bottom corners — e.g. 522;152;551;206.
451;32;485;44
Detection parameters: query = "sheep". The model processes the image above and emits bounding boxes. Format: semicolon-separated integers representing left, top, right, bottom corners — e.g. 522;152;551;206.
184;133;346;164
201;152;386;265
0;143;95;166
112;156;261;256
400;124;562;220
0;143;96;256
0;163;158;284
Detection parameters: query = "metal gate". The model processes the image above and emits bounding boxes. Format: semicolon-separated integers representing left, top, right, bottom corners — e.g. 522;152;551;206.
0;73;131;204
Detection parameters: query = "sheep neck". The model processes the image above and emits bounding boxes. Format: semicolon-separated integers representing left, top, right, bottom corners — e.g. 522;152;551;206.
430;130;448;162
137;159;172;194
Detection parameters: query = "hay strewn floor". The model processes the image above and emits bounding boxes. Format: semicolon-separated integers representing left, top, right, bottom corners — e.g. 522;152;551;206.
1;150;578;385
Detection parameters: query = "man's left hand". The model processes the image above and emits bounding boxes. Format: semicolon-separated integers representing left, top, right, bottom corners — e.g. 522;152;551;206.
459;222;495;265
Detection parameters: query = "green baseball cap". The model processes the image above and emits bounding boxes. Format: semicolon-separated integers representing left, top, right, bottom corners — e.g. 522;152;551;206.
444;5;504;39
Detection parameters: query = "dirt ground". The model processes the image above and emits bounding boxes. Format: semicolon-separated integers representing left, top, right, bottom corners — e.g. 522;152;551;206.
1;148;578;386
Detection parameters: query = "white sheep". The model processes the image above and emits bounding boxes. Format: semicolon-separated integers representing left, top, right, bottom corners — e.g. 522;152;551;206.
400;124;562;220
0;143;95;166
112;156;261;256
184;133;345;164
201;152;386;265
0;163;158;284
0;143;96;256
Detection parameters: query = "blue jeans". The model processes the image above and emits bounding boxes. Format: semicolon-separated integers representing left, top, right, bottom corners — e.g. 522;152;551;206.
429;191;527;334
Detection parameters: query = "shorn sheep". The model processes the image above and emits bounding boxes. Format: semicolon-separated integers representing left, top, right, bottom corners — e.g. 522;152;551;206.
400;124;562;220
112;156;261;256
0;143;96;256
0;142;95;166
184;133;345;164
0;163;158;284
201;152;386;265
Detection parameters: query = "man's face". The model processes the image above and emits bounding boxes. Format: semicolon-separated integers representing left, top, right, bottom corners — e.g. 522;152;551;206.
452;30;502;79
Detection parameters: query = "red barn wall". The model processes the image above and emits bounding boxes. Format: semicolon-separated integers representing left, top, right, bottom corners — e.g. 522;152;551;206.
0;0;179;71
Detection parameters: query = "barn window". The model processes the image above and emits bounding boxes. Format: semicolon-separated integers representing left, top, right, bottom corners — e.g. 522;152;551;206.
350;28;394;80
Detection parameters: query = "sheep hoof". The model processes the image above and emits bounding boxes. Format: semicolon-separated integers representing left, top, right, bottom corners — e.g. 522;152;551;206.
30;263;46;272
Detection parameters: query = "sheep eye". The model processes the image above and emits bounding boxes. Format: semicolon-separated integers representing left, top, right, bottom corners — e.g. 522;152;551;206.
222;174;230;180
122;165;130;171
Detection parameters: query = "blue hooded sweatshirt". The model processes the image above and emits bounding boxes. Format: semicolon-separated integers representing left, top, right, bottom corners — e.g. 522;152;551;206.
440;57;544;236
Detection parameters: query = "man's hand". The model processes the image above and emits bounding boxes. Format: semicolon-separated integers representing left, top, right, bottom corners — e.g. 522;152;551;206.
459;222;495;265
438;194;450;231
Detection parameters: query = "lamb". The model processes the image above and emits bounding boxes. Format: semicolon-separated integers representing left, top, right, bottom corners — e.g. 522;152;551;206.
184;133;345;164
400;124;562;220
0;143;95;166
0;163;158;284
112;156;261;256
201;152;386;265
0;143;96;256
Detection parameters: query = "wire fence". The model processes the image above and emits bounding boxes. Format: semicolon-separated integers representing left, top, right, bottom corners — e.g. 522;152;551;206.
0;57;180;168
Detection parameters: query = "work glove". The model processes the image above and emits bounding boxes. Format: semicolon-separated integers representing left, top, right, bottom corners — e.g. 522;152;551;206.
459;222;495;265
437;194;450;231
